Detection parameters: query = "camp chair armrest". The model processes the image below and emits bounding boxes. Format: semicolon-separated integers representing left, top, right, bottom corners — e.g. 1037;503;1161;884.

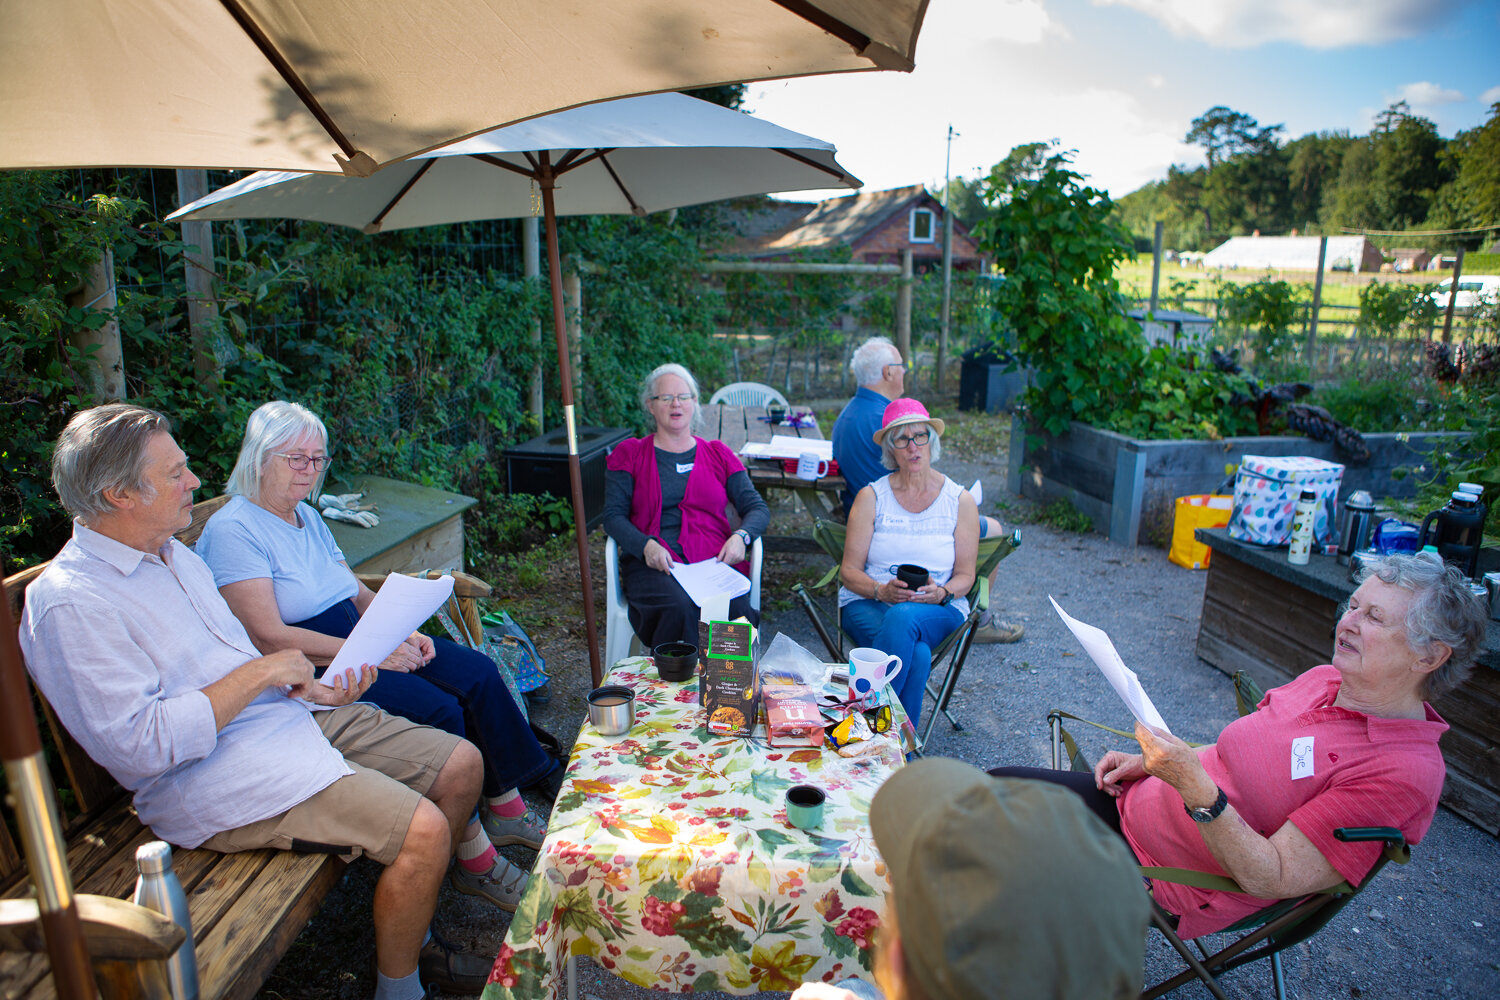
354;570;492;599
1333;826;1404;846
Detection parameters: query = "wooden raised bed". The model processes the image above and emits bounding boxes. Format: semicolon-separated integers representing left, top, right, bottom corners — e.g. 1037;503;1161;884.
1005;417;1465;546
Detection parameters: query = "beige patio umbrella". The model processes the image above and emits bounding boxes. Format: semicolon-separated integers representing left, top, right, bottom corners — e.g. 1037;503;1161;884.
1;0;929;176
169;92;863;683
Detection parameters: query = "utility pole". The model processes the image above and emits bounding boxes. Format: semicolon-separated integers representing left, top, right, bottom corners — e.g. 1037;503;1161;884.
938;124;958;394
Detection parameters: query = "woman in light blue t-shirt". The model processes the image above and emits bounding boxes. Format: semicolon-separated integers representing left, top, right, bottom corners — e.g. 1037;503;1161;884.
198;401;560;914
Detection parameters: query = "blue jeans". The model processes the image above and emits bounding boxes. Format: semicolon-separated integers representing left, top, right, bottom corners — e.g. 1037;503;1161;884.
840;599;964;731
292;600;552;796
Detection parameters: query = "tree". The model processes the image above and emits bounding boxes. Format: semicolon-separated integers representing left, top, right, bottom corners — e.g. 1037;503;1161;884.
1371;102;1449;229
1429;102;1500;243
1186;106;1283;168
1285;132;1351;231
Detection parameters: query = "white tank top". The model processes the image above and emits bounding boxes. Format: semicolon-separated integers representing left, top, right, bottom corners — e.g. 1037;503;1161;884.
839;475;970;615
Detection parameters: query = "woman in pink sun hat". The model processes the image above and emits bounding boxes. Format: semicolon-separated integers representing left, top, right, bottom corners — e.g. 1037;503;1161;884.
837;398;978;730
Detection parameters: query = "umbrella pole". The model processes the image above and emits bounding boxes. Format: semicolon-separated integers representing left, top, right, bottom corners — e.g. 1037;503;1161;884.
539;157;604;686
1;600;95;998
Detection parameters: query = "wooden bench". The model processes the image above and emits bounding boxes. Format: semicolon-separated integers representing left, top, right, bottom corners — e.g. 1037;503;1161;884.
2;495;493;999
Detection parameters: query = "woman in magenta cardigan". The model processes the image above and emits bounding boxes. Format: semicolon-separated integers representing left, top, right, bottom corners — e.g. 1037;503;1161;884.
602;363;770;650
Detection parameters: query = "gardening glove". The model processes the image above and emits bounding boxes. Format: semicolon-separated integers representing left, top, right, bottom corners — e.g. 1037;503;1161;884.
321;506;380;528
318;492;368;512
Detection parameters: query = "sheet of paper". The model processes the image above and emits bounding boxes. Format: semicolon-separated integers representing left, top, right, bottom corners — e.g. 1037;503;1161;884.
1047;595;1170;733
699;592;730;624
738;435;834;461
968;479;983;506
670;558;750;607
323;573;455;683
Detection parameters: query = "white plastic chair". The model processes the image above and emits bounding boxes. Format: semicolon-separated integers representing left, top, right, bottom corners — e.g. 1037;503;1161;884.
707;382;788;408
604;535;764;668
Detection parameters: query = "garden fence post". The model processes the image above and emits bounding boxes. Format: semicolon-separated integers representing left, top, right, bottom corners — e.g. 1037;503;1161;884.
897;249;912;376
1307;237;1327;377
1440;248;1464;344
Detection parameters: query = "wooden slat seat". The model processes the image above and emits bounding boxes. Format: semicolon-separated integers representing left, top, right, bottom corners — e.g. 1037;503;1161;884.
1;492;492;999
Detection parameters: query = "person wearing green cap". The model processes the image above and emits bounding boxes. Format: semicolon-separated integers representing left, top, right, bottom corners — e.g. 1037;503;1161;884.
791;757;1150;1000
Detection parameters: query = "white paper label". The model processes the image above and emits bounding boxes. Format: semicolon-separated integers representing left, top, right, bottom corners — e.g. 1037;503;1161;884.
1291;736;1315;779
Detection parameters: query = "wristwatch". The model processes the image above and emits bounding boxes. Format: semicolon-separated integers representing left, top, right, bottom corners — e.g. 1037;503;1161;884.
1185;786;1229;823
734;529;752;547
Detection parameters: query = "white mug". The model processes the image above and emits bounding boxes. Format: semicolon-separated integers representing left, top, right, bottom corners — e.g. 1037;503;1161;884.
796;452;830;480
848;646;902;703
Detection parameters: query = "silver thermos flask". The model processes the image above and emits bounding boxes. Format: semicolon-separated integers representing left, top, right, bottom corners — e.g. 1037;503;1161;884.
133;840;200;1000
1337;490;1378;566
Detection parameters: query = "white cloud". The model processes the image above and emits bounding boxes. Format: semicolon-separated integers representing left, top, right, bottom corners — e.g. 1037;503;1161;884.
1145;73;1166;88
1481;85;1500;106
986;0;1071;45
1091;0;1465;49
744;0;1199;201
1396;81;1466;106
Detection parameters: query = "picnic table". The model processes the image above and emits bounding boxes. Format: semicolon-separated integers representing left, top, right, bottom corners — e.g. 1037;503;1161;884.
705;404;846;549
482;658;905;1000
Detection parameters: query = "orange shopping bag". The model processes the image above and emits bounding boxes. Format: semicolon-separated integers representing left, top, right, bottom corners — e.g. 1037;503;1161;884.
1168;495;1233;570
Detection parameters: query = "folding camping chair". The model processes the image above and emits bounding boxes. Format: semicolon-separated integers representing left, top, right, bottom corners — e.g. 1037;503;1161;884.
1046;673;1412;1000
790;519;1021;744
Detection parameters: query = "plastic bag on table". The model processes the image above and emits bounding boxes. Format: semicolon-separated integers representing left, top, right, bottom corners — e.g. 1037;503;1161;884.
758;631;832;688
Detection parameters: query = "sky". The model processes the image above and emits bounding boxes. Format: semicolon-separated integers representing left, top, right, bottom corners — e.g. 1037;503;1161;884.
743;0;1500;204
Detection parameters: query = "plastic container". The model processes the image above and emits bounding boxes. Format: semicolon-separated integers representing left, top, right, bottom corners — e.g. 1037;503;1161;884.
1288;490;1317;565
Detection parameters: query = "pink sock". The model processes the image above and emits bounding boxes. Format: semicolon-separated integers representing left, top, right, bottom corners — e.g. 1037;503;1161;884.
457;826;497;874
487;789;525;818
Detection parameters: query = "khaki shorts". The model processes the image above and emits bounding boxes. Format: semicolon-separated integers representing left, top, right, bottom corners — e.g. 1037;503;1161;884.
201;704;462;866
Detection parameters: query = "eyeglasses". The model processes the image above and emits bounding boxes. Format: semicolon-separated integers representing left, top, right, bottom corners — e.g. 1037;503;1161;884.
884;362;911;374
650;393;697;403
273;452;332;471
890;430;931;449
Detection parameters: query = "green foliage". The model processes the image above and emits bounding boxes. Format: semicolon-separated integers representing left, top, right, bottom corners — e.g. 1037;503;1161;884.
1214;277;1305;363
974;151;1255;441
1110;346;1258;441
0;171;185;566
1310;367;1429;432
973;152;1142;437
1356;280;1438;340
1034;499;1093;533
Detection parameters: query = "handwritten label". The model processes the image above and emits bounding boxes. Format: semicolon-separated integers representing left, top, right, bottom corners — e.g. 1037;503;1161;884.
1291;736;1315;779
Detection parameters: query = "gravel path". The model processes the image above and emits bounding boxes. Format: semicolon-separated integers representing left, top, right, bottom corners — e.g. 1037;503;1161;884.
264;427;1500;1000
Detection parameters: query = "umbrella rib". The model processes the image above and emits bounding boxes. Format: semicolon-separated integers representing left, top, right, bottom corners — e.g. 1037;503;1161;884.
554;149;612;174
474;154;540;181
596;152;645;216
772;148;853;183
767;0;872;54
370;160;437;228
216;0;359;161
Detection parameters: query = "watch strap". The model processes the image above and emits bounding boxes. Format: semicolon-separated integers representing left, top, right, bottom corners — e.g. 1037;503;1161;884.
1185;785;1229;823
735;529;752;545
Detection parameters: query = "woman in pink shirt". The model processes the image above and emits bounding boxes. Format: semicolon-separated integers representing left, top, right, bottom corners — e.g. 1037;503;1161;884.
992;552;1487;938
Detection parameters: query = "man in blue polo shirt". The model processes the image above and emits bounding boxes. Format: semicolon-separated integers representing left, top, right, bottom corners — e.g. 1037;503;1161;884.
831;337;906;514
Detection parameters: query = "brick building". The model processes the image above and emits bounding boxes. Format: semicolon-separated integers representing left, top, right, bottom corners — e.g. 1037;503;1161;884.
733;185;986;273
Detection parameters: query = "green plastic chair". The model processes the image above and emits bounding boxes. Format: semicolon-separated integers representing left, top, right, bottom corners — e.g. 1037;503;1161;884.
1047;673;1412;1000
791;518;1020;745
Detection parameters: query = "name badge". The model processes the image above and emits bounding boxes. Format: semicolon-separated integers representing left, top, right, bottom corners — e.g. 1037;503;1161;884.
676;462;695;474
1290;736;1315;779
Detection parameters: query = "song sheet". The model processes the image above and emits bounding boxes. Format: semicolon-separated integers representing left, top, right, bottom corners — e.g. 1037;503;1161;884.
322;573;455;683
1048;595;1170;733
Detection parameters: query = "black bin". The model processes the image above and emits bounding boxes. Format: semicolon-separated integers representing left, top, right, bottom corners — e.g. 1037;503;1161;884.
503;426;631;529
959;347;1028;414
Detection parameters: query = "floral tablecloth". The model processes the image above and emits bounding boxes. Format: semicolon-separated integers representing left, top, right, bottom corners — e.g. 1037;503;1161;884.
483;659;906;999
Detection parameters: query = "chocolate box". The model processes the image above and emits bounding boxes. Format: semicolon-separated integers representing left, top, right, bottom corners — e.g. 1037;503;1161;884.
702;620;759;736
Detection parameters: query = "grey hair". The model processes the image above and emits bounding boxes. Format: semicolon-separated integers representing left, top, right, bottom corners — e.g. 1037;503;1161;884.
225;401;329;501
879;421;942;470
51;404;173;522
850;337;901;386
639;363;704;433
1351;552;1488;699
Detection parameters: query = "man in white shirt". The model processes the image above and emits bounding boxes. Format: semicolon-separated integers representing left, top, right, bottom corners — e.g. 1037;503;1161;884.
20;404;491;1000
